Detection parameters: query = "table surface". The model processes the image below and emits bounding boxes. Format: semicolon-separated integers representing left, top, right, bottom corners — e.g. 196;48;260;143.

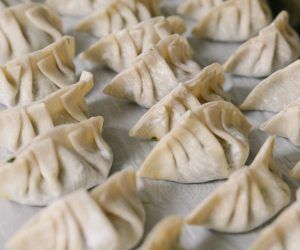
0;0;300;249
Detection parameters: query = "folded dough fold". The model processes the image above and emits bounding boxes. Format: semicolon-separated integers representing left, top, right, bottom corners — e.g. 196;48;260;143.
240;60;300;112
0;2;62;64
80;16;186;72
177;0;225;20
192;0;272;42
260;98;300;146
75;0;161;37
0;71;93;152
186;136;291;233
138;216;184;250
6;169;145;250
223;11;300;77
103;34;201;108
130;63;229;140
0;116;113;206
138;100;251;183
0;36;76;107
251;189;300;250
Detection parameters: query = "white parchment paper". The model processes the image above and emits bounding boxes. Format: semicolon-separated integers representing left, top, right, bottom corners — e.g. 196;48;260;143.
0;0;299;249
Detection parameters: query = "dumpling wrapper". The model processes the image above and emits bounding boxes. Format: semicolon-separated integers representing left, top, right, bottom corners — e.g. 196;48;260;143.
138;100;251;183
260;98;300;146
130;63;229;140
103;34;201;108
223;11;300;77
138;216;184;250
240;60;300;112
45;0;111;16
0;2;62;64
75;0;161;37
192;0;272;42
6;169;145;250
0;36;76;107
186;136;291;233
177;0;225;20
80;16;186;72
0;116;113;206
251;189;300;250
0;71;93;152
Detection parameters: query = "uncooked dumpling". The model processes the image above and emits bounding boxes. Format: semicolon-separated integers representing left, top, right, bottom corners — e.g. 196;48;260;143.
251;189;300;250
103;34;201;108
139;216;184;250
6;169;145;250
75;0;161;37
80;16;186;72
177;0;225;20
186;136;291;233
260;98;300;146
0;71;93;153
240;60;300;112
138;100;251;183
46;0;111;16
223;11;300;77
130;63;229;140
0;2;62;64
0;36;76;107
192;0;272;42
0;116;113;206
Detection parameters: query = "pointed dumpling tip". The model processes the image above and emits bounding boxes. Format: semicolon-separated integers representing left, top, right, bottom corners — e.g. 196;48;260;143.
166;16;186;34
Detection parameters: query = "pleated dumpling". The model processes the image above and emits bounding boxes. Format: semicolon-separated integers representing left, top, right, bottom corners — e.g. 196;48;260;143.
192;0;272;42
130;63;229;140
0;36;76;107
0;117;113;206
0;71;93;153
240;60;300;112
138;101;251;183
45;0;110;16
80;16;186;72
260;98;300;146
103;34;201;108
0;2;62;64
223;11;300;77
75;0;161;37
186;136;291;233
139;216;184;250
251;189;300;250
177;0;225;20
6;169;145;250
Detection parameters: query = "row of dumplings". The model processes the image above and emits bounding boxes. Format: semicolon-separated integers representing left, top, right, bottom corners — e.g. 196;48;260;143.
5;138;300;250
1;0;300;249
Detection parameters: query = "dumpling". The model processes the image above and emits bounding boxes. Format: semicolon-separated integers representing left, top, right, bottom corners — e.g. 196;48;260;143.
6;169;145;250
177;0;225;20
186;136;291;233
260;98;300;146
0;2;62;64
130;63;229;140
223;11;300;77
0;71;93;153
80;16;186;72
192;0;272;42
0;116;113;206
138;100;251;183
138;216;184;250
103;34;201;108
75;0;161;37
45;0;111;16
0;36;76;107
240;60;300;112
250;190;300;250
